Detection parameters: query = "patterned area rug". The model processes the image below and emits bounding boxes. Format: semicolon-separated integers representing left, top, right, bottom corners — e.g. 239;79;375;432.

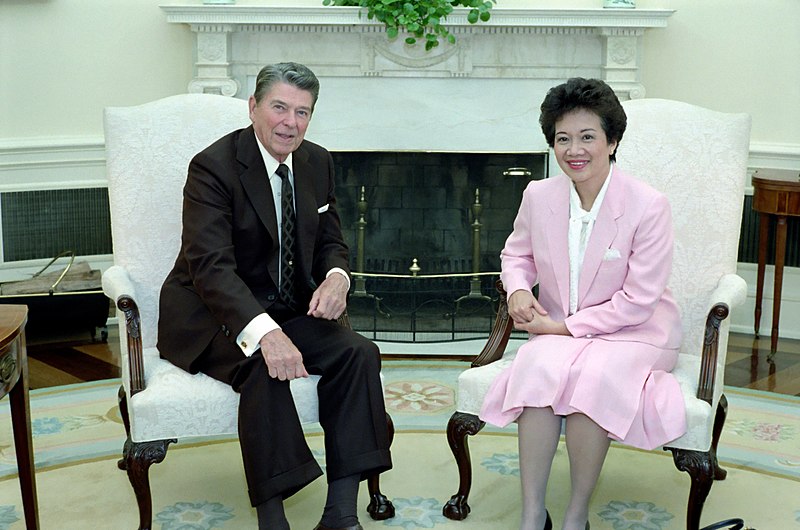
1;360;799;529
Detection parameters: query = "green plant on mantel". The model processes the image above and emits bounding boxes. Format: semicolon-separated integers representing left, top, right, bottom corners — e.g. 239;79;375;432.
322;0;496;50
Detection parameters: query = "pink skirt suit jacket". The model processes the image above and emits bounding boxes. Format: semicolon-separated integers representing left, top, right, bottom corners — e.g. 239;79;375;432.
479;168;687;450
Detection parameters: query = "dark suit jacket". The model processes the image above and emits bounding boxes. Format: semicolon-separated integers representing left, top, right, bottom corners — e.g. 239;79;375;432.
157;125;350;372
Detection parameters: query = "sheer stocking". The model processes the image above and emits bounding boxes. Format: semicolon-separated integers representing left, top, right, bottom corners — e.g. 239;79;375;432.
563;413;610;530
517;406;562;530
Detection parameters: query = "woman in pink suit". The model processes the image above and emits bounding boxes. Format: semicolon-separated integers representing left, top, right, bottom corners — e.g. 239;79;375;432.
479;78;686;530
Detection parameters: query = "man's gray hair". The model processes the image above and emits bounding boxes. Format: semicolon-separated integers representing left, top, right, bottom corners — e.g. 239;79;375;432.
253;62;320;110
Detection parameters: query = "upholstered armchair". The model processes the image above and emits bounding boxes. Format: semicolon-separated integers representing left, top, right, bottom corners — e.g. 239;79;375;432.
442;99;751;530
102;94;394;530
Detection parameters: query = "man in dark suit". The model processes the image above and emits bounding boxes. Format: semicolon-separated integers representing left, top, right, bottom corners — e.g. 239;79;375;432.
157;62;391;530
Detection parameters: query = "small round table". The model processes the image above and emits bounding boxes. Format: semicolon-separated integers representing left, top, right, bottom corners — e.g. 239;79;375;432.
1;304;39;529
752;169;800;355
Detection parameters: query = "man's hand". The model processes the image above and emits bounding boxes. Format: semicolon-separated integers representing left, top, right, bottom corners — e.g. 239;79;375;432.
259;329;309;381
307;272;348;320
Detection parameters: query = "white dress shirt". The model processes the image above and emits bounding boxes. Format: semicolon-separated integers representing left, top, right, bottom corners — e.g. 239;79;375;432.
568;166;613;316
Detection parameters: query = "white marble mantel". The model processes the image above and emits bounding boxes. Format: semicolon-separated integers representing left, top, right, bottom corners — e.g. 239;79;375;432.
161;4;674;152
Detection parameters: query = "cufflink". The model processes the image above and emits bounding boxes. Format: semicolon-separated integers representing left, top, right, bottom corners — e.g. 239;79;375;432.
241;341;248;349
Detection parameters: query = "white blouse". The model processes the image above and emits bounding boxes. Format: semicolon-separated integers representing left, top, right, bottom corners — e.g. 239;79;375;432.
568;166;613;315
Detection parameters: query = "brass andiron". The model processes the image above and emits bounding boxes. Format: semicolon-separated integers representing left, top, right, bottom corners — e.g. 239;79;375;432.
455;188;491;312
350;186;389;317
354;186;369;296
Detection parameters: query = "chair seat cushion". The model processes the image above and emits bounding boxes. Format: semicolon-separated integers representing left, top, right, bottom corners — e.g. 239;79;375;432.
128;348;321;442
456;350;714;452
456;351;518;417
666;354;715;452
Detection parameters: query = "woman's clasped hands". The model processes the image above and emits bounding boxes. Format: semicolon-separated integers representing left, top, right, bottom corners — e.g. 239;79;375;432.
507;290;569;336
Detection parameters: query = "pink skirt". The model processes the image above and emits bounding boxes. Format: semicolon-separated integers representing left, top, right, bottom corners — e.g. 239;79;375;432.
479;335;687;450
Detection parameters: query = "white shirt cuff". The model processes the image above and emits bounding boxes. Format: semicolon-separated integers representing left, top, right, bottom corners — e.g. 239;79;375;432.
236;313;280;356
326;268;350;289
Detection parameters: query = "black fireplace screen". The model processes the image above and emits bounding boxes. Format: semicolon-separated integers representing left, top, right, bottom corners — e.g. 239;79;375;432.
347;271;530;343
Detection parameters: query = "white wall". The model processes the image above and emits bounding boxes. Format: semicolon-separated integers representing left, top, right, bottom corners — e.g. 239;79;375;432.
638;0;800;148
0;0;193;140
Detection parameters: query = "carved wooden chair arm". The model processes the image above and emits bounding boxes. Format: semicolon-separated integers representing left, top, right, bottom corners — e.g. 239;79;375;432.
101;265;146;395
116;295;146;396
696;303;729;405
337;309;352;330
471;279;513;368
695;273;747;405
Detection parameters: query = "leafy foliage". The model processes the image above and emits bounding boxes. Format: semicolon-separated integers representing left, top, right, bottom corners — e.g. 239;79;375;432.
322;0;496;50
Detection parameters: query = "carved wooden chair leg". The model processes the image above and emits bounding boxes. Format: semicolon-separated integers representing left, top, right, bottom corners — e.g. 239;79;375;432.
122;438;175;530
443;411;486;520
669;447;716;530
711;394;729;480
367;413;396;520
117;386;131;471
117;387;176;530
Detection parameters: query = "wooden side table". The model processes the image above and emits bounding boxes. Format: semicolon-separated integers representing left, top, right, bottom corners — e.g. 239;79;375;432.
752;169;800;354
0;305;39;529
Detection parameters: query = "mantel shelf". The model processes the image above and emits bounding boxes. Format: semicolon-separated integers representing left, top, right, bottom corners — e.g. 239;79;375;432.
160;5;674;29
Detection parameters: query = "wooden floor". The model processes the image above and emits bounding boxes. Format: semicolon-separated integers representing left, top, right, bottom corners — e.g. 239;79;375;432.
23;326;800;397
26;328;121;390
725;332;800;396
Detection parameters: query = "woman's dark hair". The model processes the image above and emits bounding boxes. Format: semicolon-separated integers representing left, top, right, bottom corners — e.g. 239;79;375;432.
539;78;627;162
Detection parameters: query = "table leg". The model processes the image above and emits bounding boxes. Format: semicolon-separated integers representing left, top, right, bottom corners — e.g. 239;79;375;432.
754;212;770;337
9;343;39;530
770;215;788;355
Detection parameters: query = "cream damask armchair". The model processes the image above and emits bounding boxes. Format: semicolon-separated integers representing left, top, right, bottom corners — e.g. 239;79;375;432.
442;99;751;530
102;94;394;530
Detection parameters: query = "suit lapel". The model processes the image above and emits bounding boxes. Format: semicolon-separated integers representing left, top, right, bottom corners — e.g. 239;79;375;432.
577;169;625;303
236;127;280;284
545;176;571;315
237;127;279;241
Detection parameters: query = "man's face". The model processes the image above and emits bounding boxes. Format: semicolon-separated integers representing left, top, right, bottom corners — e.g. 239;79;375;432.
249;82;314;162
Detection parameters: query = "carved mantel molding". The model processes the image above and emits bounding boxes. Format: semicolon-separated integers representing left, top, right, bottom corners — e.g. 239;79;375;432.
161;5;674;101
160;6;673;27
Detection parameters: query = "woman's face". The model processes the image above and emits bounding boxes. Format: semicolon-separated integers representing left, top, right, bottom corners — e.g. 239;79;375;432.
553;108;617;190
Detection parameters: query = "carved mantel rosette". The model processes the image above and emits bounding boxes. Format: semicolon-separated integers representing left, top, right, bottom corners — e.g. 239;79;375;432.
161;6;674;101
189;23;239;96
600;27;647;100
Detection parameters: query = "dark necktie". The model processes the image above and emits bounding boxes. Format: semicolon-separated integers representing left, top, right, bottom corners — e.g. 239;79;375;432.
276;164;296;309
